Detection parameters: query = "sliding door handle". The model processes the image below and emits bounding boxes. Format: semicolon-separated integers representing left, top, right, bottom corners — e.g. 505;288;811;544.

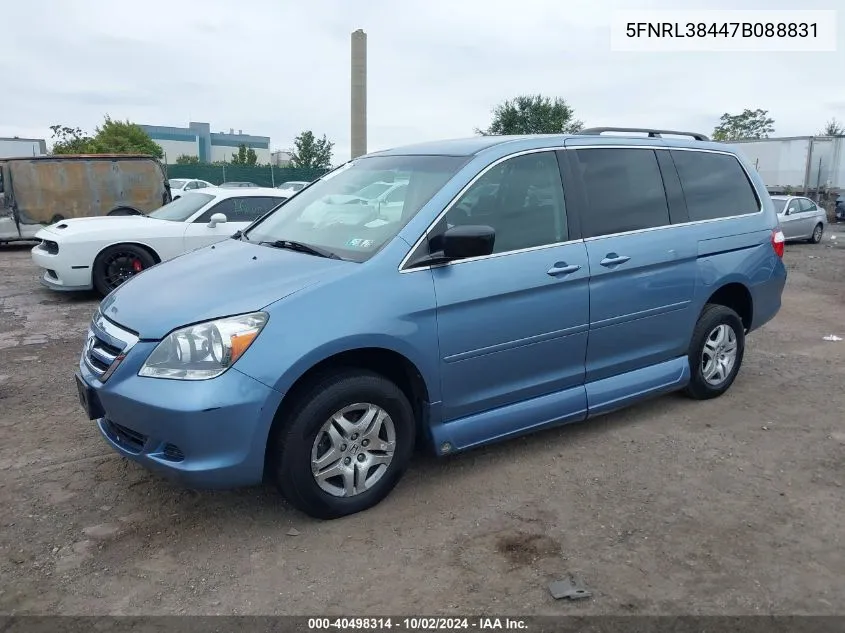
600;253;630;267
547;263;581;276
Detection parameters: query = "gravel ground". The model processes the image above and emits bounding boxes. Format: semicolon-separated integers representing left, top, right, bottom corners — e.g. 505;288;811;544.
0;227;843;616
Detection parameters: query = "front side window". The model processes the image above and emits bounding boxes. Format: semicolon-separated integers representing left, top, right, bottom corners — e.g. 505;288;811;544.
430;151;567;254
195;196;286;223
148;192;215;221
798;198;815;212
575;148;670;238
670;150;760;221
245;155;469;262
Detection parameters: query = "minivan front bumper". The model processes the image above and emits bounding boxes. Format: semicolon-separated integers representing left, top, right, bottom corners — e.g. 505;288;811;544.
77;341;284;489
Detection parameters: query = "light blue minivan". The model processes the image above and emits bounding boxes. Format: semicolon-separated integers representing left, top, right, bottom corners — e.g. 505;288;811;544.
75;128;787;519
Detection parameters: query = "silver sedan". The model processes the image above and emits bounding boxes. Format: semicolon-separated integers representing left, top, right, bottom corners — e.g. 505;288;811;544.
771;195;827;244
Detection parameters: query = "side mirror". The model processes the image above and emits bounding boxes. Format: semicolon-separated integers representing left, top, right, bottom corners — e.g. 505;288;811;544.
208;213;227;228
442;225;495;260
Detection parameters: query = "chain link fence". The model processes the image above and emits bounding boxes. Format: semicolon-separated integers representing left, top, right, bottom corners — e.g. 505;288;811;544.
164;164;329;188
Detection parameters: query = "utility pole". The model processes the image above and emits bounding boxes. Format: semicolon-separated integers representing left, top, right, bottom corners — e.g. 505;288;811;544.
351;29;367;159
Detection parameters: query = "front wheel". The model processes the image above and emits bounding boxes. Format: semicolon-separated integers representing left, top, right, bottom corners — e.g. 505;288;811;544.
92;243;156;296
270;370;416;519
809;223;824;244
684;304;745;400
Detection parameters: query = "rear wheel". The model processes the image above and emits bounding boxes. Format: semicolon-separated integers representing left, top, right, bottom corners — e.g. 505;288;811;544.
684;304;745;400
92;244;156;296
809;223;823;244
270;369;415;519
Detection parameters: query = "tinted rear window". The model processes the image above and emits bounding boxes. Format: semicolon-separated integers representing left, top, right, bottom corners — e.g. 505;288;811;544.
670;150;760;221
574;148;670;238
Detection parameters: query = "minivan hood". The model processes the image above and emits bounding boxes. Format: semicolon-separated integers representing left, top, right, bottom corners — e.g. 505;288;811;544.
99;238;351;339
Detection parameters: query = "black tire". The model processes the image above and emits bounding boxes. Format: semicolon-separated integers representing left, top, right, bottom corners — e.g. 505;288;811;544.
809;223;823;244
683;304;746;400
92;243;156;296
270;369;416;519
107;206;142;216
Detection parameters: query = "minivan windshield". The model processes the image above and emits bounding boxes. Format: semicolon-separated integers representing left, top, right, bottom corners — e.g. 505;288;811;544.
148;192;214;221
244;155;468;262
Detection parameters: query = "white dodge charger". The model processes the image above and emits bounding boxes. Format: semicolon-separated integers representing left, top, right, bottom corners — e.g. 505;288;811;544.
31;188;288;296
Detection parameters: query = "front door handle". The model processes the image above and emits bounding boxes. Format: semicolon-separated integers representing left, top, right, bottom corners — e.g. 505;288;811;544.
600;253;631;267
547;262;581;276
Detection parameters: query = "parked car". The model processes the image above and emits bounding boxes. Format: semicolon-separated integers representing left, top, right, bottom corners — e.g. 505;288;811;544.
276;180;311;196
168;178;215;199
0;154;170;243
220;181;258;188
835;194;845;223
770;195;827;243
32;188;287;296
74;128;786;519
302;180;410;225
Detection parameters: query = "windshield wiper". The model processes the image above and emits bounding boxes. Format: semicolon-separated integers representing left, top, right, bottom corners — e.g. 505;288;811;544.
259;239;340;259
231;230;249;241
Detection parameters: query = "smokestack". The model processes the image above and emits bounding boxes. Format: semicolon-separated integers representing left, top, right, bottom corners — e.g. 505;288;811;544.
350;29;367;159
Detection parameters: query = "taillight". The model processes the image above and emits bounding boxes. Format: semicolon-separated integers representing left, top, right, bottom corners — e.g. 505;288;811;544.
771;229;785;258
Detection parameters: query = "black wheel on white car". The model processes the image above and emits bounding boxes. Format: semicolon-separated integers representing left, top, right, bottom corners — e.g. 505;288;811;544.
684;304;746;400
809;223;823;244
92;243;156;296
270;369;415;519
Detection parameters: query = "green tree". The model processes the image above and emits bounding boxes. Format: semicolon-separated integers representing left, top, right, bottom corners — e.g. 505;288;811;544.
819;118;845;136
50;116;163;158
230;143;259;166
712;109;775;141
90;115;163;158
49;125;94;154
175;154;199;165
476;95;584;135
290;131;334;169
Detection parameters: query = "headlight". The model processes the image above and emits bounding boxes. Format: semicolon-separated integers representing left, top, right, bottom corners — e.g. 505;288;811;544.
138;312;268;380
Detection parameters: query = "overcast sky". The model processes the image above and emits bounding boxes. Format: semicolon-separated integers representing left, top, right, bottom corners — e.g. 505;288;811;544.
2;0;843;162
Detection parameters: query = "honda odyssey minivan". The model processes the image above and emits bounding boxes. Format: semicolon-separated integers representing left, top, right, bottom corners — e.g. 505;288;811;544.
75;128;787;519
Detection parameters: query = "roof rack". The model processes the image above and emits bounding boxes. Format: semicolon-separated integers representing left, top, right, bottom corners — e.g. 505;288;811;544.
577;127;710;142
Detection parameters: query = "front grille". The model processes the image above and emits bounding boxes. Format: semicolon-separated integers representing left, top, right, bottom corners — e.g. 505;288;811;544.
102;419;147;453
82;311;139;382
85;335;122;375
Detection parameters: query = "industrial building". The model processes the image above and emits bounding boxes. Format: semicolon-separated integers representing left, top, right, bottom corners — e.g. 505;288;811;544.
0;137;47;158
138;122;271;164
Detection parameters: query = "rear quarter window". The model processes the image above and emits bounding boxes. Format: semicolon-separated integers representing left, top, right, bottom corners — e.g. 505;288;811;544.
670;150;760;222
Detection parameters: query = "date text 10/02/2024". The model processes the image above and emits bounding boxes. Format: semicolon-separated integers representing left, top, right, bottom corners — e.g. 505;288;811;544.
625;22;818;38
308;617;529;630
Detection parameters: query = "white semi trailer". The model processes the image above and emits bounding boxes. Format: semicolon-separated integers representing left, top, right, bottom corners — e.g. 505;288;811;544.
731;136;845;195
